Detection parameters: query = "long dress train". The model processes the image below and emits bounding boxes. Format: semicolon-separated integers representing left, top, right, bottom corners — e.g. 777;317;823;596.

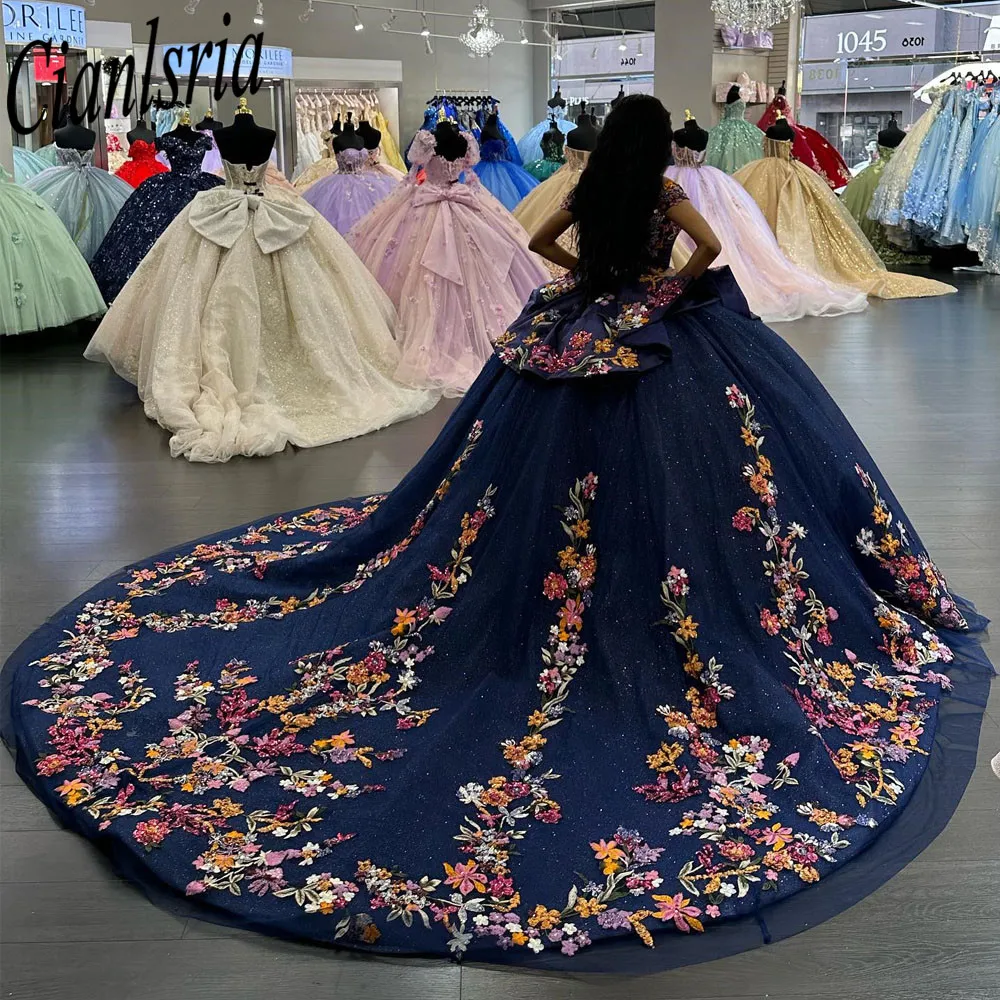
735;139;955;300
2;178;991;972
349;130;547;397
84;160;437;462
667;146;867;321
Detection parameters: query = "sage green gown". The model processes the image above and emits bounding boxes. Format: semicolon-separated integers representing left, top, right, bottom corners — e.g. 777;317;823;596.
705;99;764;174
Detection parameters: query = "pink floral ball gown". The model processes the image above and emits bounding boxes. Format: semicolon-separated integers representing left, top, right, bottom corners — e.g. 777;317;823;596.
349;130;547;397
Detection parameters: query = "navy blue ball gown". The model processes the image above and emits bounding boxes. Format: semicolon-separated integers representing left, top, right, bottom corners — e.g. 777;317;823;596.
90;133;223;303
1;178;992;971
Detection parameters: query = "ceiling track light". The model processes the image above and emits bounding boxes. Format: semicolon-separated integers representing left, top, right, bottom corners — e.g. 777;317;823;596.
618;31;627;52
381;8;396;30
420;12;430;36
353;5;364;30
253;0;265;25
184;0;201;13
519;21;528;44
299;0;314;22
424;34;434;54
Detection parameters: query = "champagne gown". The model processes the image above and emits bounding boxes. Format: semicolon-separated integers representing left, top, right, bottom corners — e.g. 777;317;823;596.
735;139;955;300
84;159;437;463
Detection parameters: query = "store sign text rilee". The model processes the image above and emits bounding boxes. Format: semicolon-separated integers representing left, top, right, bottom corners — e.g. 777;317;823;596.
3;1;85;49
6;15;270;136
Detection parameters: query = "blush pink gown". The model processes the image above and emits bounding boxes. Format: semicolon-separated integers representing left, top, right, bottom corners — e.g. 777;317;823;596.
349;130;547;397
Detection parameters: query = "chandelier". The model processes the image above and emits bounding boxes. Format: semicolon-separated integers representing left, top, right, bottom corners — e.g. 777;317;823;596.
460;3;505;58
711;0;797;34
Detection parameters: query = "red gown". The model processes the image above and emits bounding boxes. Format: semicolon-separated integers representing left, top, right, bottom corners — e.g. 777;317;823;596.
114;139;169;189
757;95;851;190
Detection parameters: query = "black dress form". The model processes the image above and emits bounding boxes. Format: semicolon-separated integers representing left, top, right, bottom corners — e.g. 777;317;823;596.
765;118;795;143
434;121;467;163
170;111;203;147
480;112;505;145
567;105;598;152
196;110;223;133
681;117;709;152
214;99;276;167
54;123;97;151
127;120;156;145
611;86;626;109
333;113;364;153
547;87;567;111
726;84;742;105
332;114;343;136
878;116;905;149
357;119;382;151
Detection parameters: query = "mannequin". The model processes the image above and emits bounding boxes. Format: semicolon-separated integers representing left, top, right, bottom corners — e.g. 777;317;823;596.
196;109;222;132
726;84;742;105
433;120;468;163
611;86;626;109
567;103;599;152
680;110;708;152
127;119;156;145
54;121;97;151
214;97;276;167
878;116;905;149
547;86;566;110
765;114;796;143
170;108;203;146
480;112;505;145
331;114;343;136
333;111;364;153
588;106;599;127
357;118;382;150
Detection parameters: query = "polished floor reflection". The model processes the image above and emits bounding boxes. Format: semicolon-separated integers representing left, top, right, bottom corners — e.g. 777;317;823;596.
1;277;997;1000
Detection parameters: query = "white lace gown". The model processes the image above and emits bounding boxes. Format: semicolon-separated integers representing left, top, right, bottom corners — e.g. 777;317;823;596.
85;160;438;463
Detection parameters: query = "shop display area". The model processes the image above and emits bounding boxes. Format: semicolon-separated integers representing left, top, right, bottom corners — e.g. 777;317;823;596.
1;279;997;997
1;0;999;995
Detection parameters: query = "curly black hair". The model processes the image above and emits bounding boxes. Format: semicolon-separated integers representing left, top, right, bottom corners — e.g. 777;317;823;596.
569;95;673;297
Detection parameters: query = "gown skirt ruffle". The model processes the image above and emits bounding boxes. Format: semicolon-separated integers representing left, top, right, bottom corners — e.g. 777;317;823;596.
1;265;991;971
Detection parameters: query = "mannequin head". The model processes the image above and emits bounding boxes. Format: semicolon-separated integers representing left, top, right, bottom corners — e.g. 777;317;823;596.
333;111;365;152
726;84;742;105
878;115;905;148
765;114;795;142
434;121;468;162
214;97;277;167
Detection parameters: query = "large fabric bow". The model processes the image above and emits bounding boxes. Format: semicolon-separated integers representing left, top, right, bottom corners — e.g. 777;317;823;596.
412;183;515;284
189;190;314;254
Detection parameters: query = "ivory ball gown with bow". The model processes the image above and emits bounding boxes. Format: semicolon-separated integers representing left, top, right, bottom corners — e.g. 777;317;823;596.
349;130;548;397
84;160;437;463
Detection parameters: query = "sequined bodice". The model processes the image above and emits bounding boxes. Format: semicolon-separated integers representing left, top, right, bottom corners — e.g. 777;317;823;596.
222;160;269;195
55;148;93;169
564;147;590;173
161;133;213;176
480;139;508;163
723;99;748;121
126;140;158;163
335;147;367;174
423;153;469;186
764;138;793;161
876;144;896;167
672;146;706;168
540;131;565;162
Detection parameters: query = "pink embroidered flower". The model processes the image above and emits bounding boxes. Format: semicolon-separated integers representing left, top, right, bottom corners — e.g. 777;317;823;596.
816;626;833;646
543;573;569;601
705;904;721;918
652;893;703;933
760;608;782;636
732;509;757;532
133;818;171;849
443;861;488;896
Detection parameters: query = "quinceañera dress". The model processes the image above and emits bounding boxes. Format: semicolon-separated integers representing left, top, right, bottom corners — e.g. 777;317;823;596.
114;138;170;189
704;99;763;174
735;139;956;300
84;160;436;462
2;176;991;971
349;130;547;397
25;149;132;263
667;145;867;322
302;147;398;236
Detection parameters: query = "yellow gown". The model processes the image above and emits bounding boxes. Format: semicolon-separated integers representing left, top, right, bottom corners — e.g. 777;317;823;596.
294;134;338;193
373;110;407;173
734;138;954;300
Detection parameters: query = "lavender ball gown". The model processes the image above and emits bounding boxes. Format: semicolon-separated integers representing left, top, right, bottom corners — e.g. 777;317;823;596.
667;146;867;322
303;147;398;236
349;130;547;397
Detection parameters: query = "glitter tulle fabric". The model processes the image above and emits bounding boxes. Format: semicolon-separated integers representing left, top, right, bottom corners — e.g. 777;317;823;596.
12;146;47;185
91;133;224;304
757;96;851;189
705;100;763;174
302;147;398;235
1;205;992;967
668;148;867;322
473;139;540;212
84;160;437;462
735;140;955;300
348;131;548;397
525;129;566;182
294;133;338;192
513;147;589;267
114;139;170;189
24;148;132;263
0;167;106;334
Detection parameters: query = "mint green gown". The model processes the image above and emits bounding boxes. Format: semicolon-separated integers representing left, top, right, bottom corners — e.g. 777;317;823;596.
705;99;764;174
0;167;106;336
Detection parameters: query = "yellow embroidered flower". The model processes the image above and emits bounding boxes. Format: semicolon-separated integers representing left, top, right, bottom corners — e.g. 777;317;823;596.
590;839;626;861
571;519;591;539
740;426;756;446
595;338;614;354
757;455;773;477
558;546;579;569
615;347;640;368
391;607;417;635
676;616;699;640
511;931;528;946
528;710;548;729
797;865;820;883
872;504;890;525
879;534;900;555
684;652;704;677
826;661;855;686
575;897;607;918
528;905;562;930
55;777;90;806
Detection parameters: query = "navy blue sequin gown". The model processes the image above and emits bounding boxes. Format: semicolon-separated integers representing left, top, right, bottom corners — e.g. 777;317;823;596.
1;179;992;971
90;133;223;303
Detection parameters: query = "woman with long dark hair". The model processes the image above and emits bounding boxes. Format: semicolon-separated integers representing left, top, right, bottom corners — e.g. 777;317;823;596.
1;96;991;971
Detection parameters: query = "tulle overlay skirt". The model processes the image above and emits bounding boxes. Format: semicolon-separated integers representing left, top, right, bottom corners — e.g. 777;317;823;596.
349;182;548;396
704;119;763;174
735;158;955;300
472;160;540;212
303;172;398;235
666;164;867;322
3;295;991;970
84;190;436;462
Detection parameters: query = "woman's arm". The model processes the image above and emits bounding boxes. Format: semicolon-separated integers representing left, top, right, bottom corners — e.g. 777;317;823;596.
527;209;579;272
668;200;722;280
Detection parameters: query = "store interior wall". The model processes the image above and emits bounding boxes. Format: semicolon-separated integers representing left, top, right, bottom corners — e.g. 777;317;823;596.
79;0;536;141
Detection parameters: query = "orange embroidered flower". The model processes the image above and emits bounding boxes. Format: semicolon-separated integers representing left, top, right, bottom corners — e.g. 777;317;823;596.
55;777;90;806
575;897;606;918
757;455;773;477
879;534;900;555
676;616;699;640
872;505;890;525
391;608;417;635
361;923;381;943
590;839;626;862
528;905;562;930
571;519;591;540
740;426;756;446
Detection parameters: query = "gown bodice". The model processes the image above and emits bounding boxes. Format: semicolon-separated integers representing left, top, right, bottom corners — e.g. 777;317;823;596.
159;133;213;176
123;139;159;167
222;160;270;195
55;147;94;170
479;138;509;163
672;146;706;168
334;147;367;174
540;131;566;163
564;147;590;173
722;99;749;121
423;153;471;186
764;137;794;162
876;144;896;168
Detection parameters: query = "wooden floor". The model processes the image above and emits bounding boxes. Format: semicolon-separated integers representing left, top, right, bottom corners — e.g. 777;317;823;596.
1;278;998;1000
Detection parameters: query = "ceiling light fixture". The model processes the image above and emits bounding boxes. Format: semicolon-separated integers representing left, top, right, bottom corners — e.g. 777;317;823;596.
710;0;796;35
381;8;396;30
459;3;504;58
618;31;627;52
253;0;265;25
420;12;430;36
184;0;201;13
353;5;364;30
299;0;314;21
519;21;528;44
424;34;434;54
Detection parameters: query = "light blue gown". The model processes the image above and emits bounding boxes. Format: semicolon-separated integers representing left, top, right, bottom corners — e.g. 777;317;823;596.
517;107;574;164
965;101;1000;273
935;90;979;245
902;89;960;229
12;147;48;185
958;90;1000;233
24;148;132;263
